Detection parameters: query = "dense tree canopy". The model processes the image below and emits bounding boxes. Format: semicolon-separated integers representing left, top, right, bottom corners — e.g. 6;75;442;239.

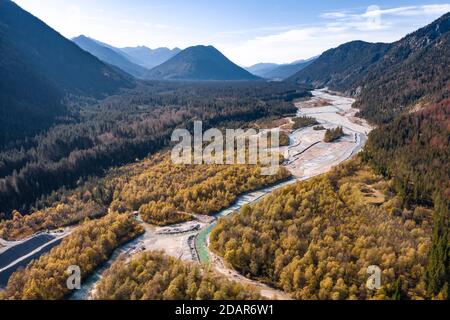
292;116;319;130
94;251;261;300
363;100;450;298
110;153;290;225
0;148;290;238
324;127;345;143
210;159;432;299
0;81;307;218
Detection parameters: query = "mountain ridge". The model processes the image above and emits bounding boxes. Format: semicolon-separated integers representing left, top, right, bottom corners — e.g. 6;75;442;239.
288;40;392;91
0;0;133;146
72;35;149;78
247;57;317;80
288;12;450;124
120;46;181;69
355;12;450;123
145;45;261;81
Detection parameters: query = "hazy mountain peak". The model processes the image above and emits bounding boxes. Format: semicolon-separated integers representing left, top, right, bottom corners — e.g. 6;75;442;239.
72;35;148;78
119;45;181;69
246;57;318;80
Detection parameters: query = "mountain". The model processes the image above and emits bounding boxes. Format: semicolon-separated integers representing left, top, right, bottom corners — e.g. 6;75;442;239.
354;12;450;123
288;41;391;90
71;37;181;76
120;46;181;69
0;0;133;146
246;63;279;76
72;35;148;78
145;45;261;81
258;58;318;80
289;13;450;124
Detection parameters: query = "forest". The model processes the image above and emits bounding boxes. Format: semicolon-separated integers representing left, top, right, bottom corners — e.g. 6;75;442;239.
110;152;290;225
279;131;290;147
94;251;261;300
364;100;449;207
210;158;434;299
363;100;450;297
0;162;130;240
324;127;345;143
0;213;144;300
292;116;319;130
0;81;308;219
0;149;290;239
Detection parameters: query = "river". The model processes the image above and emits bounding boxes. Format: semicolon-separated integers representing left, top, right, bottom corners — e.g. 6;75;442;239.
71;88;372;300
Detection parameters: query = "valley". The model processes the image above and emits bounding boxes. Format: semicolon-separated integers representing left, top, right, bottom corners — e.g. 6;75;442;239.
0;0;448;302
65;89;372;300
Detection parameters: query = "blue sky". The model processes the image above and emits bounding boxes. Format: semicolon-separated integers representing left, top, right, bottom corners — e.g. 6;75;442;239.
13;0;450;66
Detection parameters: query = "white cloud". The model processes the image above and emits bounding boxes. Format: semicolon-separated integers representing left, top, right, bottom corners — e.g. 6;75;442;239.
222;26;398;66
323;4;450;20
321;12;349;19
223;3;450;66
155;24;170;29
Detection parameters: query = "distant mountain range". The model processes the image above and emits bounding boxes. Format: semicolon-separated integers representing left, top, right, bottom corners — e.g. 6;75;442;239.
73;37;258;81
0;0;133;146
246;57;317;80
246;63;279;75
72;35;182;76
145;45;261;81
288;12;450;123
120;46;181;69
72;35;149;78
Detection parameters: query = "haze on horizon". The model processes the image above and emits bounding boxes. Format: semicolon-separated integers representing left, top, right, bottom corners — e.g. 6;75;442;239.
12;0;450;66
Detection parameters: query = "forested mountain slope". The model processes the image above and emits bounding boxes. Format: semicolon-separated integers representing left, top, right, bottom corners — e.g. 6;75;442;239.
364;101;450;298
0;1;133;95
289;12;450;124
364;100;449;206
0;0;133;146
284;13;450;298
358;15;450;297
355;13;450;123
288;41;391;91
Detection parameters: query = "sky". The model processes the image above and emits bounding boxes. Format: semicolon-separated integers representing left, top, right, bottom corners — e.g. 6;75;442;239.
13;0;450;66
